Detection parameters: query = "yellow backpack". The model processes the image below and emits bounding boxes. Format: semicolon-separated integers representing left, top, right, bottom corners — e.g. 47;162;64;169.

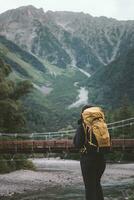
82;107;111;151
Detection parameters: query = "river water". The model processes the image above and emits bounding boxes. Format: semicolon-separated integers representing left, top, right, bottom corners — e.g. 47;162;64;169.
68;87;89;108
1;159;134;200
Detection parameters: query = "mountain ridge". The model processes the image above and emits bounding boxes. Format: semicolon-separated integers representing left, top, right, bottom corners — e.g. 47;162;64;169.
0;5;134;131
1;5;134;73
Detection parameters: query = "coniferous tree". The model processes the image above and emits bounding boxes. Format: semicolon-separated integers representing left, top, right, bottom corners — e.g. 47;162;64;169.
0;58;32;133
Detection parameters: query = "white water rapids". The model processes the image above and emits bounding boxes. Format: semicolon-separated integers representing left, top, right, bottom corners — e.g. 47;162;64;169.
68;87;89;109
68;65;91;109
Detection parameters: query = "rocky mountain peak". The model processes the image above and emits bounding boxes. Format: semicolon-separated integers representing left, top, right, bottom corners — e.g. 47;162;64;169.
17;5;45;18
0;5;47;51
0;5;134;71
0;5;45;24
46;10;93;29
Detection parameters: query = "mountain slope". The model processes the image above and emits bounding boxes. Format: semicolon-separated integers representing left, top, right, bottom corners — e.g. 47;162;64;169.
0;35;47;81
0;35;87;131
1;6;134;73
87;48;134;107
0;6;134;131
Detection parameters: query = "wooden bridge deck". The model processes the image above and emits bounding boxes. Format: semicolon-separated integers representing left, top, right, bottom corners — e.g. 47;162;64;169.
0;139;134;153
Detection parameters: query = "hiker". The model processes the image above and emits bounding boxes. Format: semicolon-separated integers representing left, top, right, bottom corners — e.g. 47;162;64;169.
73;105;111;200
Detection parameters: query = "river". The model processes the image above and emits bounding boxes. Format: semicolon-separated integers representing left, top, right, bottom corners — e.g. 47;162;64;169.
0;159;134;200
68;87;89;108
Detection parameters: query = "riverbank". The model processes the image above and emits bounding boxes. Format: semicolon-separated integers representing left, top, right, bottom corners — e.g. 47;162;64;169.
0;159;134;197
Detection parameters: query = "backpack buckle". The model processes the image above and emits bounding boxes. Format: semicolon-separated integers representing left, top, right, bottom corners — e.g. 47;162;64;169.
80;146;87;154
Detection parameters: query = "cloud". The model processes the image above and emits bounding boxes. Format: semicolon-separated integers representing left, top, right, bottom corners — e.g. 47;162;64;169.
114;0;134;20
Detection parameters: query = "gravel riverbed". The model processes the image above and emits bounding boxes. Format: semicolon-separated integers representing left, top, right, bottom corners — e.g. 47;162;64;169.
0;159;134;197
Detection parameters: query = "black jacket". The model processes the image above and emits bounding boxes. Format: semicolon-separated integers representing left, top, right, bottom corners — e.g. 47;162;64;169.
73;124;85;148
73;122;100;153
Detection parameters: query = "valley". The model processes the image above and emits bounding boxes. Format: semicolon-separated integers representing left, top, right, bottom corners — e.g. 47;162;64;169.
0;5;134;131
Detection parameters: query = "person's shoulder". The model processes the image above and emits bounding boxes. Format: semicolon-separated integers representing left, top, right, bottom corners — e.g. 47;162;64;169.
76;123;84;133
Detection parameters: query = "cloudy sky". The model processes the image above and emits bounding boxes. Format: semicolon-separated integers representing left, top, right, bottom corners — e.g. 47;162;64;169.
0;0;134;20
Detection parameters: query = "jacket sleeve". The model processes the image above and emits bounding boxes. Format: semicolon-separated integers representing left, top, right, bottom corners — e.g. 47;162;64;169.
73;124;85;148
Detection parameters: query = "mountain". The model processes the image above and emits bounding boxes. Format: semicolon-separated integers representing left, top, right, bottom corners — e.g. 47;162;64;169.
87;48;134;107
0;6;71;69
0;35;86;132
1;6;134;73
0;35;46;80
0;5;134;131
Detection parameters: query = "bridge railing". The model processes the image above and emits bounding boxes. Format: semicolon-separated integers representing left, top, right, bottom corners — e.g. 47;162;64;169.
108;117;134;139
0;116;134;154
0;130;76;141
0;117;134;141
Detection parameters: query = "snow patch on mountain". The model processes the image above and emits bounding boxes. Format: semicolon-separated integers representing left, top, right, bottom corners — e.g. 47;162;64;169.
33;83;53;95
108;28;125;63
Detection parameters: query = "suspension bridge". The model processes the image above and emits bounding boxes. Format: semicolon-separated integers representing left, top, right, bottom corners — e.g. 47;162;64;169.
0;117;134;154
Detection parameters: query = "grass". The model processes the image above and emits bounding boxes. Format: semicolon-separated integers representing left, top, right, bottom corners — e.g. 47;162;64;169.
0;155;36;174
7;52;46;83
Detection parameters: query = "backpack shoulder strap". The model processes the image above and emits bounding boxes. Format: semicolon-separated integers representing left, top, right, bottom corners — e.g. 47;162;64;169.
82;123;97;147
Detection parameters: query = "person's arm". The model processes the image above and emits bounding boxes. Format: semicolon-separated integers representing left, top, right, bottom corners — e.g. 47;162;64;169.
73;124;85;148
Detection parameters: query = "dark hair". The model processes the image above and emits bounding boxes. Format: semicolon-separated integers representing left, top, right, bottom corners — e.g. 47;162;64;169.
81;104;93;113
78;104;94;125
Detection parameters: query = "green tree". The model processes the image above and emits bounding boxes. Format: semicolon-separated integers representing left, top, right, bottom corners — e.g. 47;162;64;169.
115;95;132;121
0;58;35;174
0;58;33;133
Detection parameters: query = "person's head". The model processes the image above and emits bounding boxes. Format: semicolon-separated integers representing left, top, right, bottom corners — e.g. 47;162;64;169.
81;104;93;113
